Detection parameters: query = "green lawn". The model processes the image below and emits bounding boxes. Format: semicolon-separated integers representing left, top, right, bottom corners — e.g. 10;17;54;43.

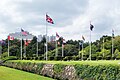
11;60;120;66
0;66;54;80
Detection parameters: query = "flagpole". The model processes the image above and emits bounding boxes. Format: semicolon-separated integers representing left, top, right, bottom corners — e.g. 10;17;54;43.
24;44;26;58
0;44;1;59
112;31;114;58
21;32;22;60
8;38;9;57
62;44;64;57
103;37;104;58
82;41;84;61
79;42;80;58
25;45;26;57
36;38;38;57
89;29;91;61
46;14;48;61
56;38;58;57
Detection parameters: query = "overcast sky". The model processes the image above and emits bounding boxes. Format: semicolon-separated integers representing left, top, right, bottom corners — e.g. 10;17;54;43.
0;0;120;42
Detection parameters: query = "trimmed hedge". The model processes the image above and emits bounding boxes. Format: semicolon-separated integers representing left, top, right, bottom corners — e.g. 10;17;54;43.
4;61;45;75
3;61;120;80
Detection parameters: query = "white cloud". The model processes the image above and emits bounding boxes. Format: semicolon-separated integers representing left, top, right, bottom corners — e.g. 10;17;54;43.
0;0;120;42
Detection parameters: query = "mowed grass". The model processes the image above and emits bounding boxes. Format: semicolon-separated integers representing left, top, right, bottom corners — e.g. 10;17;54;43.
11;60;120;66
0;66;54;80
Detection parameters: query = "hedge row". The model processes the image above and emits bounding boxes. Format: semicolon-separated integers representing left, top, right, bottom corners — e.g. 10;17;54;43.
3;61;120;80
18;56;120;61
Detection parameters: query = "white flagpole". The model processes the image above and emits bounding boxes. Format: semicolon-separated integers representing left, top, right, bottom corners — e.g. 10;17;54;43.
62;44;64;57
25;46;26;57
89;30;91;60
79;42;80;58
8;38;9;57
103;37;104;58
21;32;22;60
24;45;26;58
56;38;58;57
0;42;2;58
112;30;114;58
36;38;38;57
46;15;48;61
112;37;114;57
82;41;84;61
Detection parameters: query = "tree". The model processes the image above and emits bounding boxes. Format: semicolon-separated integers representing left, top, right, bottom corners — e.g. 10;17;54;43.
114;49;119;59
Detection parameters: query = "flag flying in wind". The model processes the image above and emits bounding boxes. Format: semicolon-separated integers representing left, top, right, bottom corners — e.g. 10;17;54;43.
46;14;54;24
56;32;60;38
112;29;114;37
62;38;66;48
24;40;29;46
21;28;27;36
8;36;14;40
82;35;85;41
90;23;94;31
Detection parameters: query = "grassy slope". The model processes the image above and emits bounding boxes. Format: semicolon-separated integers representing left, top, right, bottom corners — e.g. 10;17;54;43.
0;66;54;80
11;60;120;66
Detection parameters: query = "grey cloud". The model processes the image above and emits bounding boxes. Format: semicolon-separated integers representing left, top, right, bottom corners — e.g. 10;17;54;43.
12;0;89;27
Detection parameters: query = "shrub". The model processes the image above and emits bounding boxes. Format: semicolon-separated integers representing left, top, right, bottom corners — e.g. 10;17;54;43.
63;56;73;61
97;56;102;60
72;56;80;60
3;61;120;80
48;56;54;60
2;56;17;61
54;56;63;61
38;56;44;60
53;64;65;79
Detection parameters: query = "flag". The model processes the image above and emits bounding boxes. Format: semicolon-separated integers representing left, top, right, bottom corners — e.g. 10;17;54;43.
90;24;94;31
62;38;66;48
8;36;14;40
46;14;54;24
24;40;29;46
112;29;114;38
21;28;27;36
82;35;85;41
56;32;60;38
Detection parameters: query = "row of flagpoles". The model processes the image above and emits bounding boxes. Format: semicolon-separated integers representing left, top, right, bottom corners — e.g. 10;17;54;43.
1;13;115;61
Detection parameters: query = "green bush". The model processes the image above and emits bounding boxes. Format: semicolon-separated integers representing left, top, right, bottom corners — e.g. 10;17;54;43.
3;61;120;80
53;64;65;79
72;56;80;60
1;52;8;59
97;56;102;60
53;64;65;74
74;64;120;80
2;56;17;61
38;56;44;60
83;56;87;60
63;56;73;61
3;61;44;75
106;55;111;60
54;56;63;61
48;56;54;60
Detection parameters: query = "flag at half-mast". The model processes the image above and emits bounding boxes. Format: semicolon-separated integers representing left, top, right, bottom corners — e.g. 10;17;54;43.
21;28;27;36
46;14;54;24
82;35;85;41
8;36;14;40
90;23;94;31
112;29;114;38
